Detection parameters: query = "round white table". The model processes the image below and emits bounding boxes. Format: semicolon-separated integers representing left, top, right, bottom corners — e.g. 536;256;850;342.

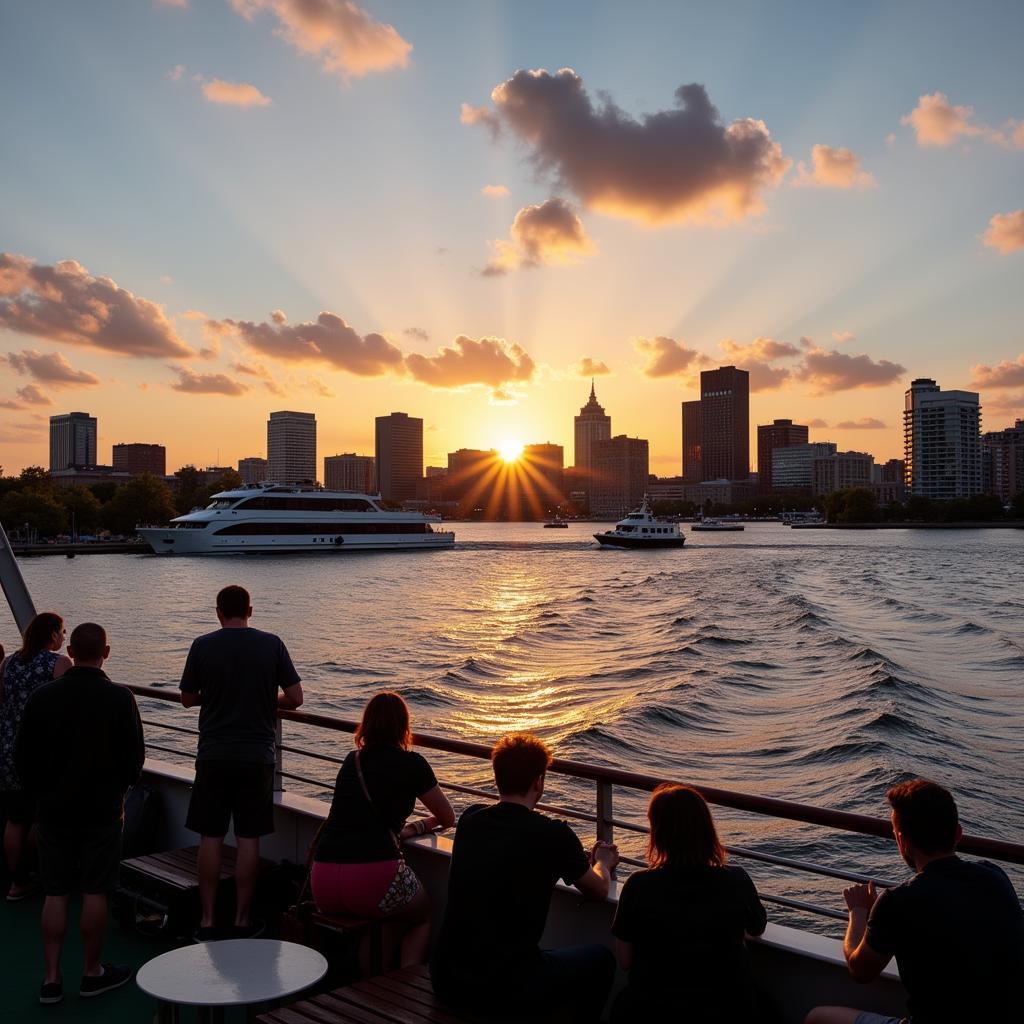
137;939;328;1023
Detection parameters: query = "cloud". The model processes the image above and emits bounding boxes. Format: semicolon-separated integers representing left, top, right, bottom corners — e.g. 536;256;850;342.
901;92;986;146
403;326;429;342
807;418;829;428
0;252;192;357
982;210;1024;254
835;417;887;429
0;422;47;442
468;69;790;226
489;388;518;405
405;336;535;389
0;399;22;409
460;102;500;137
232;360;283;394
990;120;1024;150
481;184;510;198
7;349;101;388
719;336;802;391
832;330;855;344
225;310;405;376
168;64;187;82
16;384;52;405
577;357;610;376
793;145;875;189
483;198;594;275
157;0;189;8
983;393;1024;415
306;378;335;398
972;353;1024;389
635;336;708;378
169;366;249;396
201;79;272;107
797;345;905;393
229;0;411;80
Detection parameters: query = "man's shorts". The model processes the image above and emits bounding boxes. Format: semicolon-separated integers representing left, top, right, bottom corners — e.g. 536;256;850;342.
37;822;123;896
186;760;275;839
0;788;35;825
854;1013;905;1024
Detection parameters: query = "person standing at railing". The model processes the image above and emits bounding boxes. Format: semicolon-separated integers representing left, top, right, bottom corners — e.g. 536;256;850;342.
805;779;1024;1024
179;584;304;942
610;784;768;1022
431;732;619;1024
311;691;455;968
0;611;72;901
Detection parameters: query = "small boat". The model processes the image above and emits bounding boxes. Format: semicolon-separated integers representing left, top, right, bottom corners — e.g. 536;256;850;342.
594;496;685;548
543;518;569;529
691;518;745;532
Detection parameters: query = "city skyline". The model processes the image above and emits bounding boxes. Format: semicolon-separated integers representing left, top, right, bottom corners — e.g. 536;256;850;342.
2;1;1023;475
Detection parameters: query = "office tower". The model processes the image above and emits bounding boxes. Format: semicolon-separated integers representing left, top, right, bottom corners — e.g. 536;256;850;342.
590;435;649;518
522;443;565;507
879;458;905;484
699;366;749;481
49;412;97;471
237;457;269;484
681;400;702;482
574;381;611;476
903;379;982;499
267;410;317;485
324;453;376;493
772;442;838;491
812;450;875;497
757;419;809;492
446;449;499;506
112;443;166;476
375;412;423;502
981;419;1024;503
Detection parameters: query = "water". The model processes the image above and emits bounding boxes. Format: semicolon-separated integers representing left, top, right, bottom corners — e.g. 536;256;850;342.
5;522;1023;929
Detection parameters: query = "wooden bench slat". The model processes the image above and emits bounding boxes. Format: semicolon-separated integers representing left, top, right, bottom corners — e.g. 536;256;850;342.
120;859;196;890
304;991;398;1024
340;981;464;1024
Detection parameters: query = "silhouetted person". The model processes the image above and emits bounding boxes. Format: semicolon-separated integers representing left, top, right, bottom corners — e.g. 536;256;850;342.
15;622;144;1005
611;784;767;1022
180;585;303;940
806;779;1024;1024
432;733;618;1023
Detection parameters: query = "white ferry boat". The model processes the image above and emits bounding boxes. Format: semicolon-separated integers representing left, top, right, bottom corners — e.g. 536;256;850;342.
593;496;685;548
136;484;454;555
691;517;745;532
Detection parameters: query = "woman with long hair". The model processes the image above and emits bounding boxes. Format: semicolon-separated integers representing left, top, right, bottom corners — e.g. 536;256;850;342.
0;613;72;900
311;692;455;967
611;784;768;1022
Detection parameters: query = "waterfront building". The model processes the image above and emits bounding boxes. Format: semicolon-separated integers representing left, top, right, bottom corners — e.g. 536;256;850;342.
981;420;1024;504
522;443;564;507
681;400;702;482
237;456;269;484
112;443;166;477
772;442;838;492
573;382;612;480
686;478;757;506
446;449;499;508
324;453;376;493
425;466;446;478
757;419;809;492
375;411;423;503
903;378;982;499
267;410;317;485
648;476;687;502
49;412;97;471
812;451;875;497
50;466;131;490
590;435;649;518
698;366;749;481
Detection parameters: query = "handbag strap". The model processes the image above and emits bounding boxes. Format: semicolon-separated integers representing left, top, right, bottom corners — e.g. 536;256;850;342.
354;748;402;853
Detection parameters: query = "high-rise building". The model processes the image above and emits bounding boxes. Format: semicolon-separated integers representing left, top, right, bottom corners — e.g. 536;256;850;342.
267;410;317;485
590;435;649;518
49;412;97;471
522;443;565;507
324;453;376;493
903;378;982;499
446;449;499;507
698;366;749;481
573;381;611;477
681;400;702;482
112;443;166;476
237;457;269;484
375;412;423;503
756;419;809;492
812;450;875;497
981;419;1024;503
772;442;838;491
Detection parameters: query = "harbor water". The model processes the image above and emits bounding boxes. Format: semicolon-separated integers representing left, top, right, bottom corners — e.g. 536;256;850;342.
5;522;1022;928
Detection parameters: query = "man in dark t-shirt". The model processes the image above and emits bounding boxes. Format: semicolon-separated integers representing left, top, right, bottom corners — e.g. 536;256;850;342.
432;733;618;1023
806;779;1024;1024
180;585;303;940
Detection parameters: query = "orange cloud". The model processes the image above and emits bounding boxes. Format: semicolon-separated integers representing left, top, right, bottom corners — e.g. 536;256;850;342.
169;366;249;396
797;345;905;393
577;357;610;376
972;353;1024;388
405;336;535;389
901;92;986;146
794;145;875;189
635;336;708;378
481;184;510;198
7;349;100;387
201;79;272;107
982;210;1024;254
484;198;594;276
835;417;887;429
16;384;52;405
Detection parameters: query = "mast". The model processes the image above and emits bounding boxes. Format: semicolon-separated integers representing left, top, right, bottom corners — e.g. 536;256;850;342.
0;520;36;633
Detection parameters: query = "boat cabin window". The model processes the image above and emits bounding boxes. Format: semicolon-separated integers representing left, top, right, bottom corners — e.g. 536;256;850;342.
234;496;376;512
205;499;236;510
619;525;634;532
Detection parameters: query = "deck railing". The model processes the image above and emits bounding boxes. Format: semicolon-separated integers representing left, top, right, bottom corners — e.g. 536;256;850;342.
128;684;1024;924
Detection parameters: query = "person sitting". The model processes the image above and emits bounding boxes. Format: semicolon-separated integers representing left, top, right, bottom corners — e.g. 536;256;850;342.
610;784;767;1022
805;778;1024;1024
0;612;72;901
312;692;454;967
431;732;618;1024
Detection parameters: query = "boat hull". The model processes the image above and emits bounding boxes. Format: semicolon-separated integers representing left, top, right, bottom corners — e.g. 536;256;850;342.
594;533;685;548
137;528;454;555
691;525;744;532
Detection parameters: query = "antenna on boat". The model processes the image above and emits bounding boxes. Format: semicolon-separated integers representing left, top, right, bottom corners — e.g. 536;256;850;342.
0;519;37;633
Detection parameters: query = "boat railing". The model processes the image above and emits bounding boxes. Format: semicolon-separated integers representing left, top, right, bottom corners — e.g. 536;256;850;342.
127;684;1024;925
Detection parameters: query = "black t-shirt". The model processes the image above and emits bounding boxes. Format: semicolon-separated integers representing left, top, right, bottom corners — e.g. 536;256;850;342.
179;627;300;764
612;863;766;1013
434;802;591;977
865;856;1024;1022
315;745;438;863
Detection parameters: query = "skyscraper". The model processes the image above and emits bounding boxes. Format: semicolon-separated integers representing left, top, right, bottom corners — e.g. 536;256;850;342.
981;419;1024;503
375;412;423;503
267;410;317;485
324;453;376;493
681;399;702;482
112;443;166;476
573;381;611;475
756;418;809;492
903;378;982;499
699;366;749;481
590;435;649;518
522;443;564;507
49;412;97;471
237;456;269;484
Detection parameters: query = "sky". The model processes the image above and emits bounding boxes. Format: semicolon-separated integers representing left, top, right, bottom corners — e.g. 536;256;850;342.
1;0;1022;478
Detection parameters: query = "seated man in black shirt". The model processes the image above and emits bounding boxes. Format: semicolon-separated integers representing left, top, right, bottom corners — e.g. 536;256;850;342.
431;733;618;1023
806;778;1024;1024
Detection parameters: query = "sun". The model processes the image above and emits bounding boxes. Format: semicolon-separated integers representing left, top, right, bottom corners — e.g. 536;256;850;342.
498;439;524;463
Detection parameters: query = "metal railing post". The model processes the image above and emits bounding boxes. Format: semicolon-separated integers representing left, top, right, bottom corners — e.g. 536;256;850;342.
274;717;284;793
596;780;614;844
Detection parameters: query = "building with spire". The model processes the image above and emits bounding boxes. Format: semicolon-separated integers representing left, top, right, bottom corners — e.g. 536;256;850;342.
573;381;612;478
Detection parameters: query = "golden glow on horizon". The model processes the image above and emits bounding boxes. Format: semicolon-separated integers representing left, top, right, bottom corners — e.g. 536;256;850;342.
498;439;524;463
